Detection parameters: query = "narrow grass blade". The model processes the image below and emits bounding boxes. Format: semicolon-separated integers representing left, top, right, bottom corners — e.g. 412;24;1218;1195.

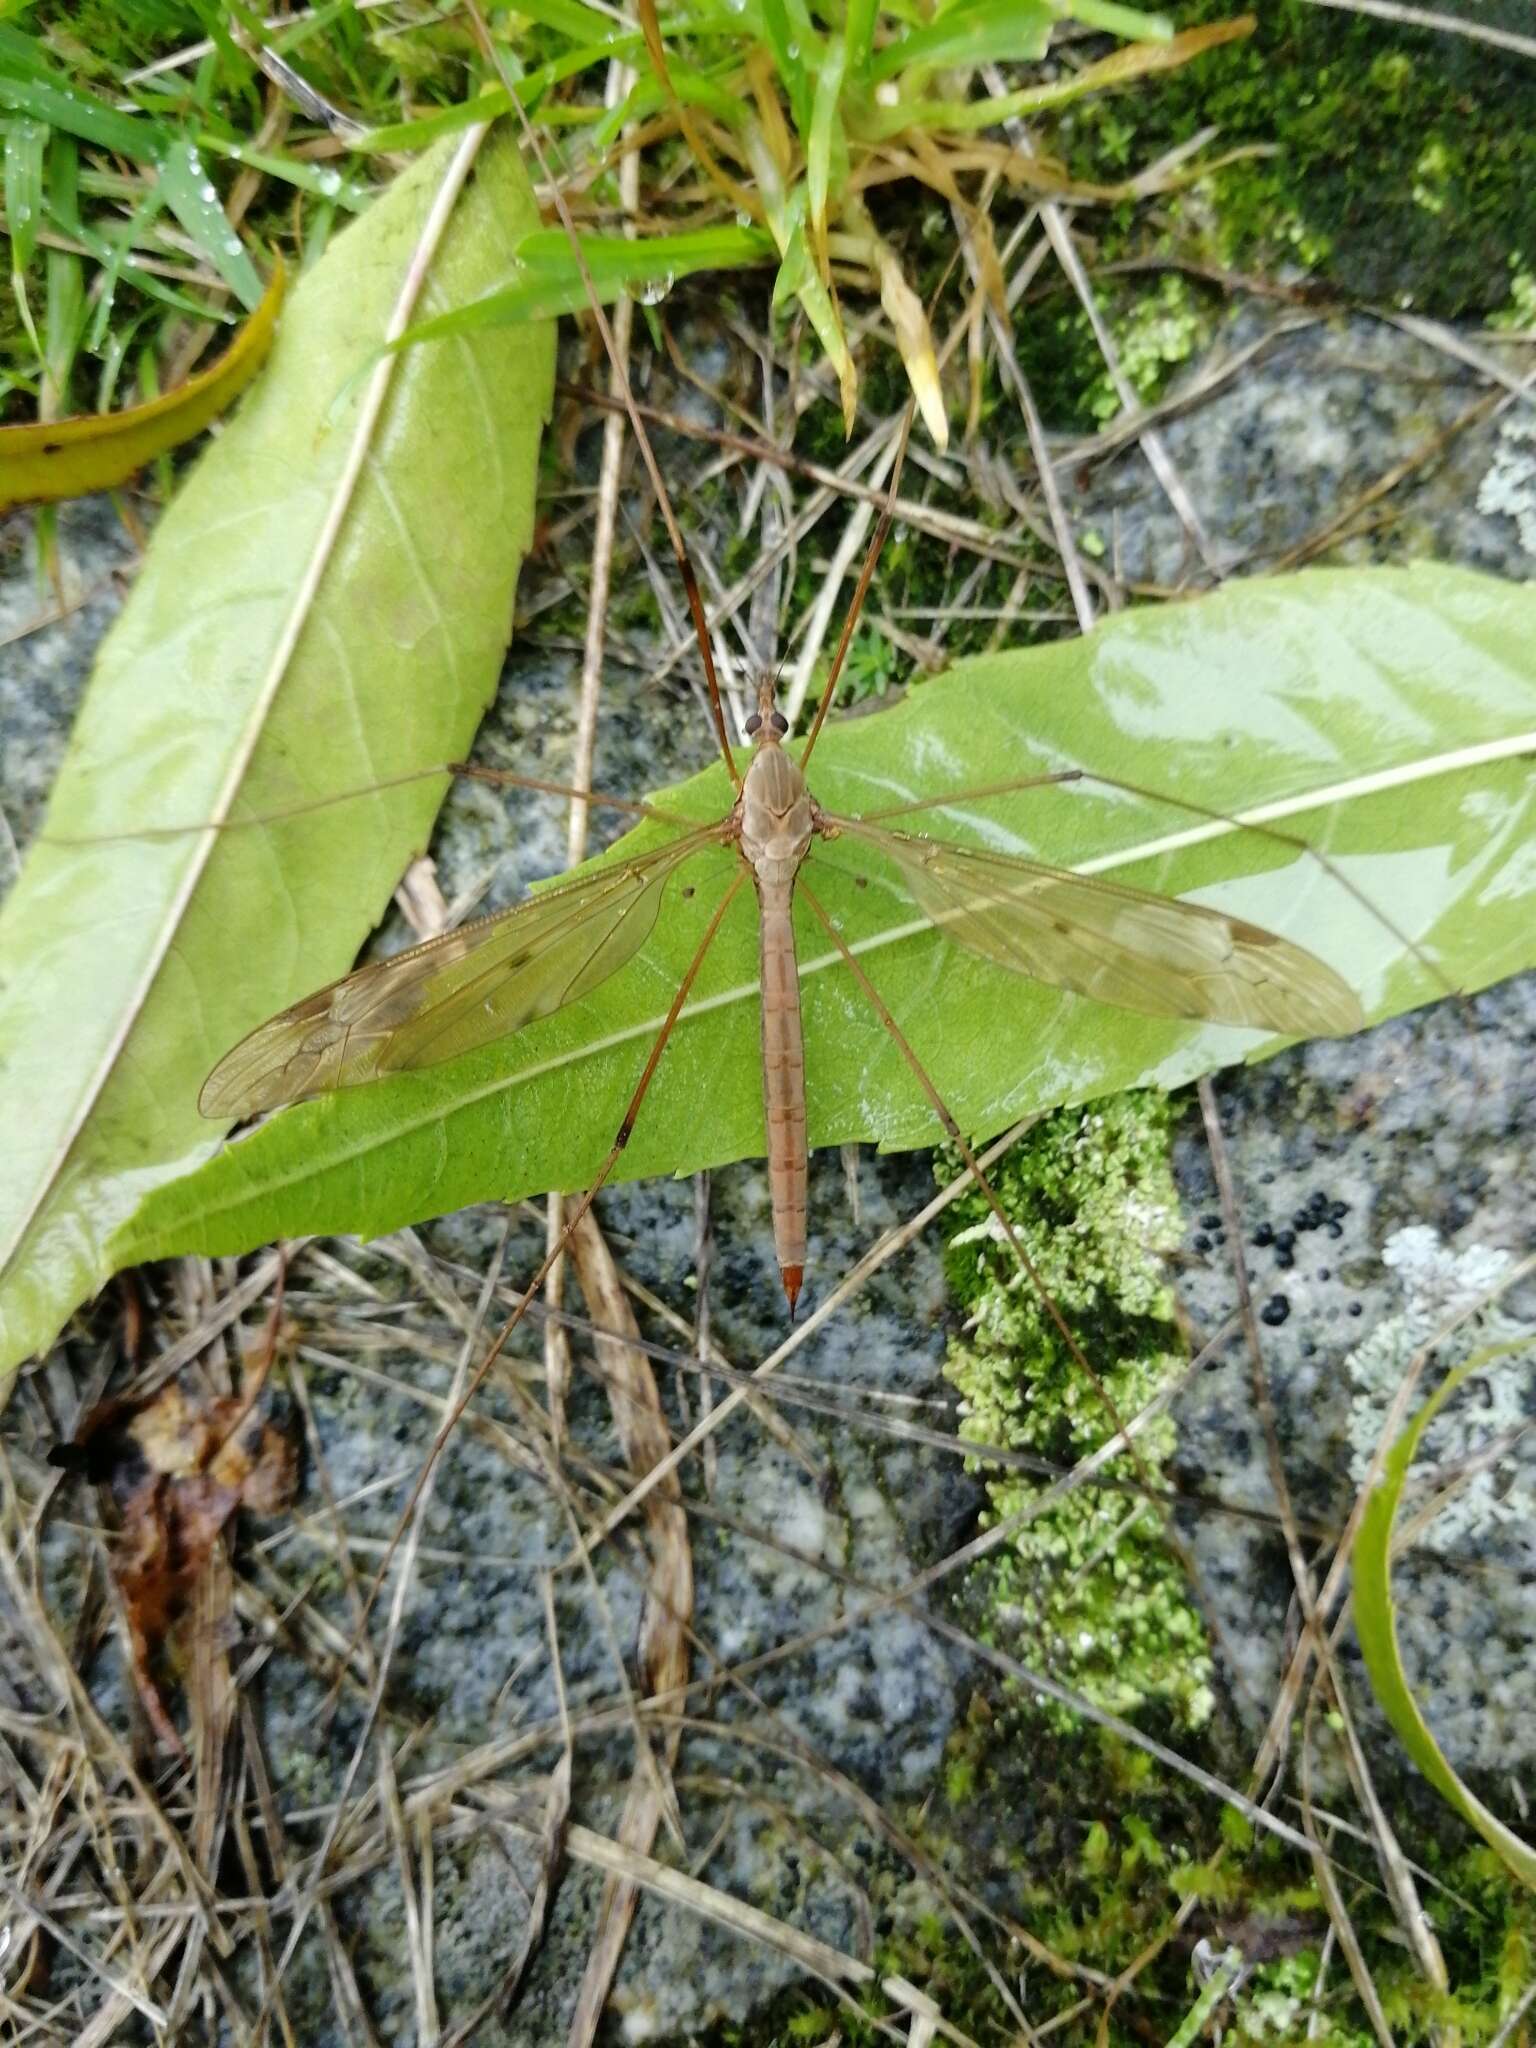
844;0;878;79
0;25;166;156
1354;1345;1536;1887
383;226;771;339
4;114;44;277
154;137;263;309
806;46;848;252
1065;0;1173;41
868;0;1055;84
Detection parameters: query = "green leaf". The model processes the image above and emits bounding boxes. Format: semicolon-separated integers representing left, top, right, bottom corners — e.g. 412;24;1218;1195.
197;131;373;213
115;565;1536;1282
843;0;878;80
868;0;1055;84
1062;0;1173;43
759;0;814;132
357;38;655;158
154;137;264;309
744;123;857;429
505;0;630;42
806;46;849;244
590;53;746;150
1354;1344;1536;1887
0;129;554;1375
0;25;167;157
4;114;45;277
384;225;772;338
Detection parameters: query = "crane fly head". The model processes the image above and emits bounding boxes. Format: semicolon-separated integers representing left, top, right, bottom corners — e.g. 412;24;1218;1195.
744;675;789;749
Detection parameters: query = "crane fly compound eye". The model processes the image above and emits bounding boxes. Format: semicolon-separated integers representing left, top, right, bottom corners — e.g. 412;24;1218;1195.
770;711;788;735
745;712;763;735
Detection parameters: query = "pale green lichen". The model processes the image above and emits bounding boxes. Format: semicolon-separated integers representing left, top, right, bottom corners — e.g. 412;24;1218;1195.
942;1092;1215;1730
1084;273;1210;425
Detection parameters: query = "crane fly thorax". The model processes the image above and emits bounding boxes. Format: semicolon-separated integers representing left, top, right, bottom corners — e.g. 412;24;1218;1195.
738;741;813;889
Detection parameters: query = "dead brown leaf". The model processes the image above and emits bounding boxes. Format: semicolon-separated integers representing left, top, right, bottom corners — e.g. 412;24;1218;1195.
52;1366;295;1752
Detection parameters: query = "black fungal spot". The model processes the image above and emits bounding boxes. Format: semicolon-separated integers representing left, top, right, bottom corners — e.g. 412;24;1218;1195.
1260;1296;1291;1328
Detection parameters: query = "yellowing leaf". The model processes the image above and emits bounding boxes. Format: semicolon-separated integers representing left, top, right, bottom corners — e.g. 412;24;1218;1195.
0;258;286;510
0;127;554;1374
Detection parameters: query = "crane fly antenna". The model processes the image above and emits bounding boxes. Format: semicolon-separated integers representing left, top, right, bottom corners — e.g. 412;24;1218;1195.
797;229;976;766
465;1;743;791
797;402;915;770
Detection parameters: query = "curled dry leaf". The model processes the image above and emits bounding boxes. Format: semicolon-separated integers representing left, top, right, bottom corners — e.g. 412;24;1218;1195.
0;258;286;511
52;1368;295;1751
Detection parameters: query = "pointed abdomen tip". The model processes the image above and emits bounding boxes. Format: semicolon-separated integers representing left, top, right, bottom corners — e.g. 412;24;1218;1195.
782;1266;804;1316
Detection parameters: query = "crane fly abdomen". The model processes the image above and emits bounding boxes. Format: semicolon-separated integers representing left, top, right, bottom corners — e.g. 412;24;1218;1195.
738;689;817;1310
758;893;808;1311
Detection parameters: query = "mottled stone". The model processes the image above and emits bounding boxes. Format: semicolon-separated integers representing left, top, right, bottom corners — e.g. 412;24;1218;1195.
1066;304;1536;588
1169;975;1536;1771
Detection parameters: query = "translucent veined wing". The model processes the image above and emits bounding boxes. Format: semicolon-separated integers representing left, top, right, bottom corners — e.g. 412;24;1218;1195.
200;825;729;1120
826;816;1363;1037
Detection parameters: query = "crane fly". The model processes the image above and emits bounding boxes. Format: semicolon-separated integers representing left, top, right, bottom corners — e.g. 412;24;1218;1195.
201;673;1362;1312
199;89;1362;1317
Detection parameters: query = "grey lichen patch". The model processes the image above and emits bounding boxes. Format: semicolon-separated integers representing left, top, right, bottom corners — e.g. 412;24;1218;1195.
1345;1224;1536;1549
941;1092;1215;1729
1476;416;1536;560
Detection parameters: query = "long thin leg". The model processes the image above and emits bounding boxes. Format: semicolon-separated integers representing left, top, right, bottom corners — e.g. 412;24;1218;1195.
468;3;743;790
795;878;1168;1504
45;760;703;846
796;406;915;771
344;867;749;1650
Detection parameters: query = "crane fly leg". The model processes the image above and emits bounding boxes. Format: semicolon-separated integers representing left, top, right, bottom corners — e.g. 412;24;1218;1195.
796;879;1169;1498
344;868;750;1654
42;760;701;849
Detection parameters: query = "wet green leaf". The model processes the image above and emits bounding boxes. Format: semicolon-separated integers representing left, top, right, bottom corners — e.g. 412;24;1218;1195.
118;565;1536;1293
0;129;554;1374
4;115;45;278
0;25;162;157
154;137;263;309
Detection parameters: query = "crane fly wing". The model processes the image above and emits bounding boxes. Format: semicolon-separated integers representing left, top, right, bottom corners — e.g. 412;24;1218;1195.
200;826;728;1121
828;817;1363;1038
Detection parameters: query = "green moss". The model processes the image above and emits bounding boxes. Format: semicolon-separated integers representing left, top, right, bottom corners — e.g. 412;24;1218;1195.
941;1091;1215;1730
699;1731;1536;2048
1047;1;1536;321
